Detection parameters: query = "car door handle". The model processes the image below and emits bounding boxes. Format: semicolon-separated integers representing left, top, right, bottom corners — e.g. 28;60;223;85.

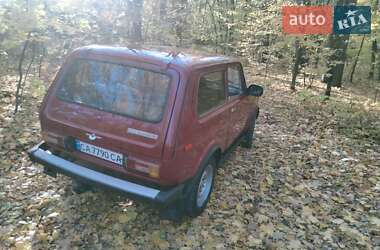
231;107;236;113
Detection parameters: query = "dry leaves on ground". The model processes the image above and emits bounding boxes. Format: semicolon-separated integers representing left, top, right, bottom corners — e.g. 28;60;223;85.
0;72;379;249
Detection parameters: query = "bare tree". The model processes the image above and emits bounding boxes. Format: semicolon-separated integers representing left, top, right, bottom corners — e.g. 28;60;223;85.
349;35;365;83
128;0;144;43
14;32;31;114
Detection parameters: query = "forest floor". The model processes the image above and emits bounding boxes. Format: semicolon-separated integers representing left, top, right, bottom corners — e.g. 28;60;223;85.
1;69;380;250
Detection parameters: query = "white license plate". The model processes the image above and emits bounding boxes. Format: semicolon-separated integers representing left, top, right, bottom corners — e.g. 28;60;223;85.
75;140;124;166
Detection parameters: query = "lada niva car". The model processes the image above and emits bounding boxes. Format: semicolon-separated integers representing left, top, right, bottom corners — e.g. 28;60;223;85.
28;45;263;218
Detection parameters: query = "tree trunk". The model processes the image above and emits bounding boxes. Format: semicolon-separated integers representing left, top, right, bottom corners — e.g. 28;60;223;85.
323;34;350;95
38;49;45;78
174;0;189;47
158;0;167;45
375;0;380;81
206;1;219;52
224;0;236;54
369;40;377;79
291;39;301;91
290;0;311;91
349;35;365;83
129;0;143;43
325;82;332;96
377;52;380;81
20;43;36;100
14;32;31;115
323;0;357;96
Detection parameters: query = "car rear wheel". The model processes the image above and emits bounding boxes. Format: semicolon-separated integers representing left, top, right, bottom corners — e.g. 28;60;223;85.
184;157;216;217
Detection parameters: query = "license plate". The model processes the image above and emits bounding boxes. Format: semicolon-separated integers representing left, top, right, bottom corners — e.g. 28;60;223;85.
75;140;124;166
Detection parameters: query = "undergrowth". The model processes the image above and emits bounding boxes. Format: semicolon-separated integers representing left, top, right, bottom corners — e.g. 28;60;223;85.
297;88;380;144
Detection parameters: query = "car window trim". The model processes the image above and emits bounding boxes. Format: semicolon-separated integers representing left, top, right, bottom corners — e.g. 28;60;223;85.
55;58;174;124
196;67;227;118
227;63;247;100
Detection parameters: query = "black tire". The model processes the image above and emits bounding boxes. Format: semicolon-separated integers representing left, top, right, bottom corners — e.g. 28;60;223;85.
242;116;256;149
184;156;216;217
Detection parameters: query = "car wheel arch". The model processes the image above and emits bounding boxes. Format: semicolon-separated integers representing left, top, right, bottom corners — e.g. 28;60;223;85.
247;107;259;128
193;144;222;178
181;144;220;217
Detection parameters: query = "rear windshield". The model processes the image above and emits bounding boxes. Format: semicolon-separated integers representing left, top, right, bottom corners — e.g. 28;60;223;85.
56;59;171;122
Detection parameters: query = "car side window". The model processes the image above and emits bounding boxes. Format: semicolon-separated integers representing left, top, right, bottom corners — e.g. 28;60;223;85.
197;71;226;116
227;65;245;97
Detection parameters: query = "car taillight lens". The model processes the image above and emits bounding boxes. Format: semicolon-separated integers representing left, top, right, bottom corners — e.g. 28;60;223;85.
133;160;160;178
42;132;60;145
148;165;160;178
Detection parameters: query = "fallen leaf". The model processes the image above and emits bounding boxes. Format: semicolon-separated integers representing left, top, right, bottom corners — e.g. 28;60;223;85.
151;231;170;250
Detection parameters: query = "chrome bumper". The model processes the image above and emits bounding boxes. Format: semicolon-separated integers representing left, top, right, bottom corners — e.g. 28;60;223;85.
28;142;183;205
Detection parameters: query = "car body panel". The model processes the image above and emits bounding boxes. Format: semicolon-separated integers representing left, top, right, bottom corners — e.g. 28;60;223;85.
37;45;261;188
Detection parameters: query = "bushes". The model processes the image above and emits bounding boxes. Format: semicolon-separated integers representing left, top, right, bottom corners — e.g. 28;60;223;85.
297;88;380;144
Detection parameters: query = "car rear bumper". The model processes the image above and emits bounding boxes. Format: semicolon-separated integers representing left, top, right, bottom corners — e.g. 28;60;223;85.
28;142;183;205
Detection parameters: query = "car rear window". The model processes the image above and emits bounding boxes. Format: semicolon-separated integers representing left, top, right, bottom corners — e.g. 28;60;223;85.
56;59;171;122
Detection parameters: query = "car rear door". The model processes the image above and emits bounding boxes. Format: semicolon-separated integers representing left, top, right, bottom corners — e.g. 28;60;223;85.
40;55;179;180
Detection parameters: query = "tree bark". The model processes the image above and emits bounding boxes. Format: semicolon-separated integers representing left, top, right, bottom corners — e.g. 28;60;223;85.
174;0;188;47
14;32;31;115
291;39;301;91
323;34;350;95
38;46;46;78
369;40;377;79
158;0;167;45
349;35;365;83
290;0;311;91
129;0;143;43
206;0;219;52
224;0;236;54
374;0;380;80
20;43;36;100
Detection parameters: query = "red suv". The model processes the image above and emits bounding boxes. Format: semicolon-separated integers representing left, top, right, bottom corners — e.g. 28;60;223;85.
28;45;263;218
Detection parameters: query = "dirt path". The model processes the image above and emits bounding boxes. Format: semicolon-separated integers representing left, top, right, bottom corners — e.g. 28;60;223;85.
1;75;379;249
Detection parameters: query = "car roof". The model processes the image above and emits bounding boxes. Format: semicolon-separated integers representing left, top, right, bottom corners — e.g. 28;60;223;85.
72;45;240;71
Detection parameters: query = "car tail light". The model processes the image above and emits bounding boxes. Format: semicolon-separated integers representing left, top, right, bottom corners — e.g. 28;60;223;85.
133;160;160;178
42;132;61;145
148;165;160;178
